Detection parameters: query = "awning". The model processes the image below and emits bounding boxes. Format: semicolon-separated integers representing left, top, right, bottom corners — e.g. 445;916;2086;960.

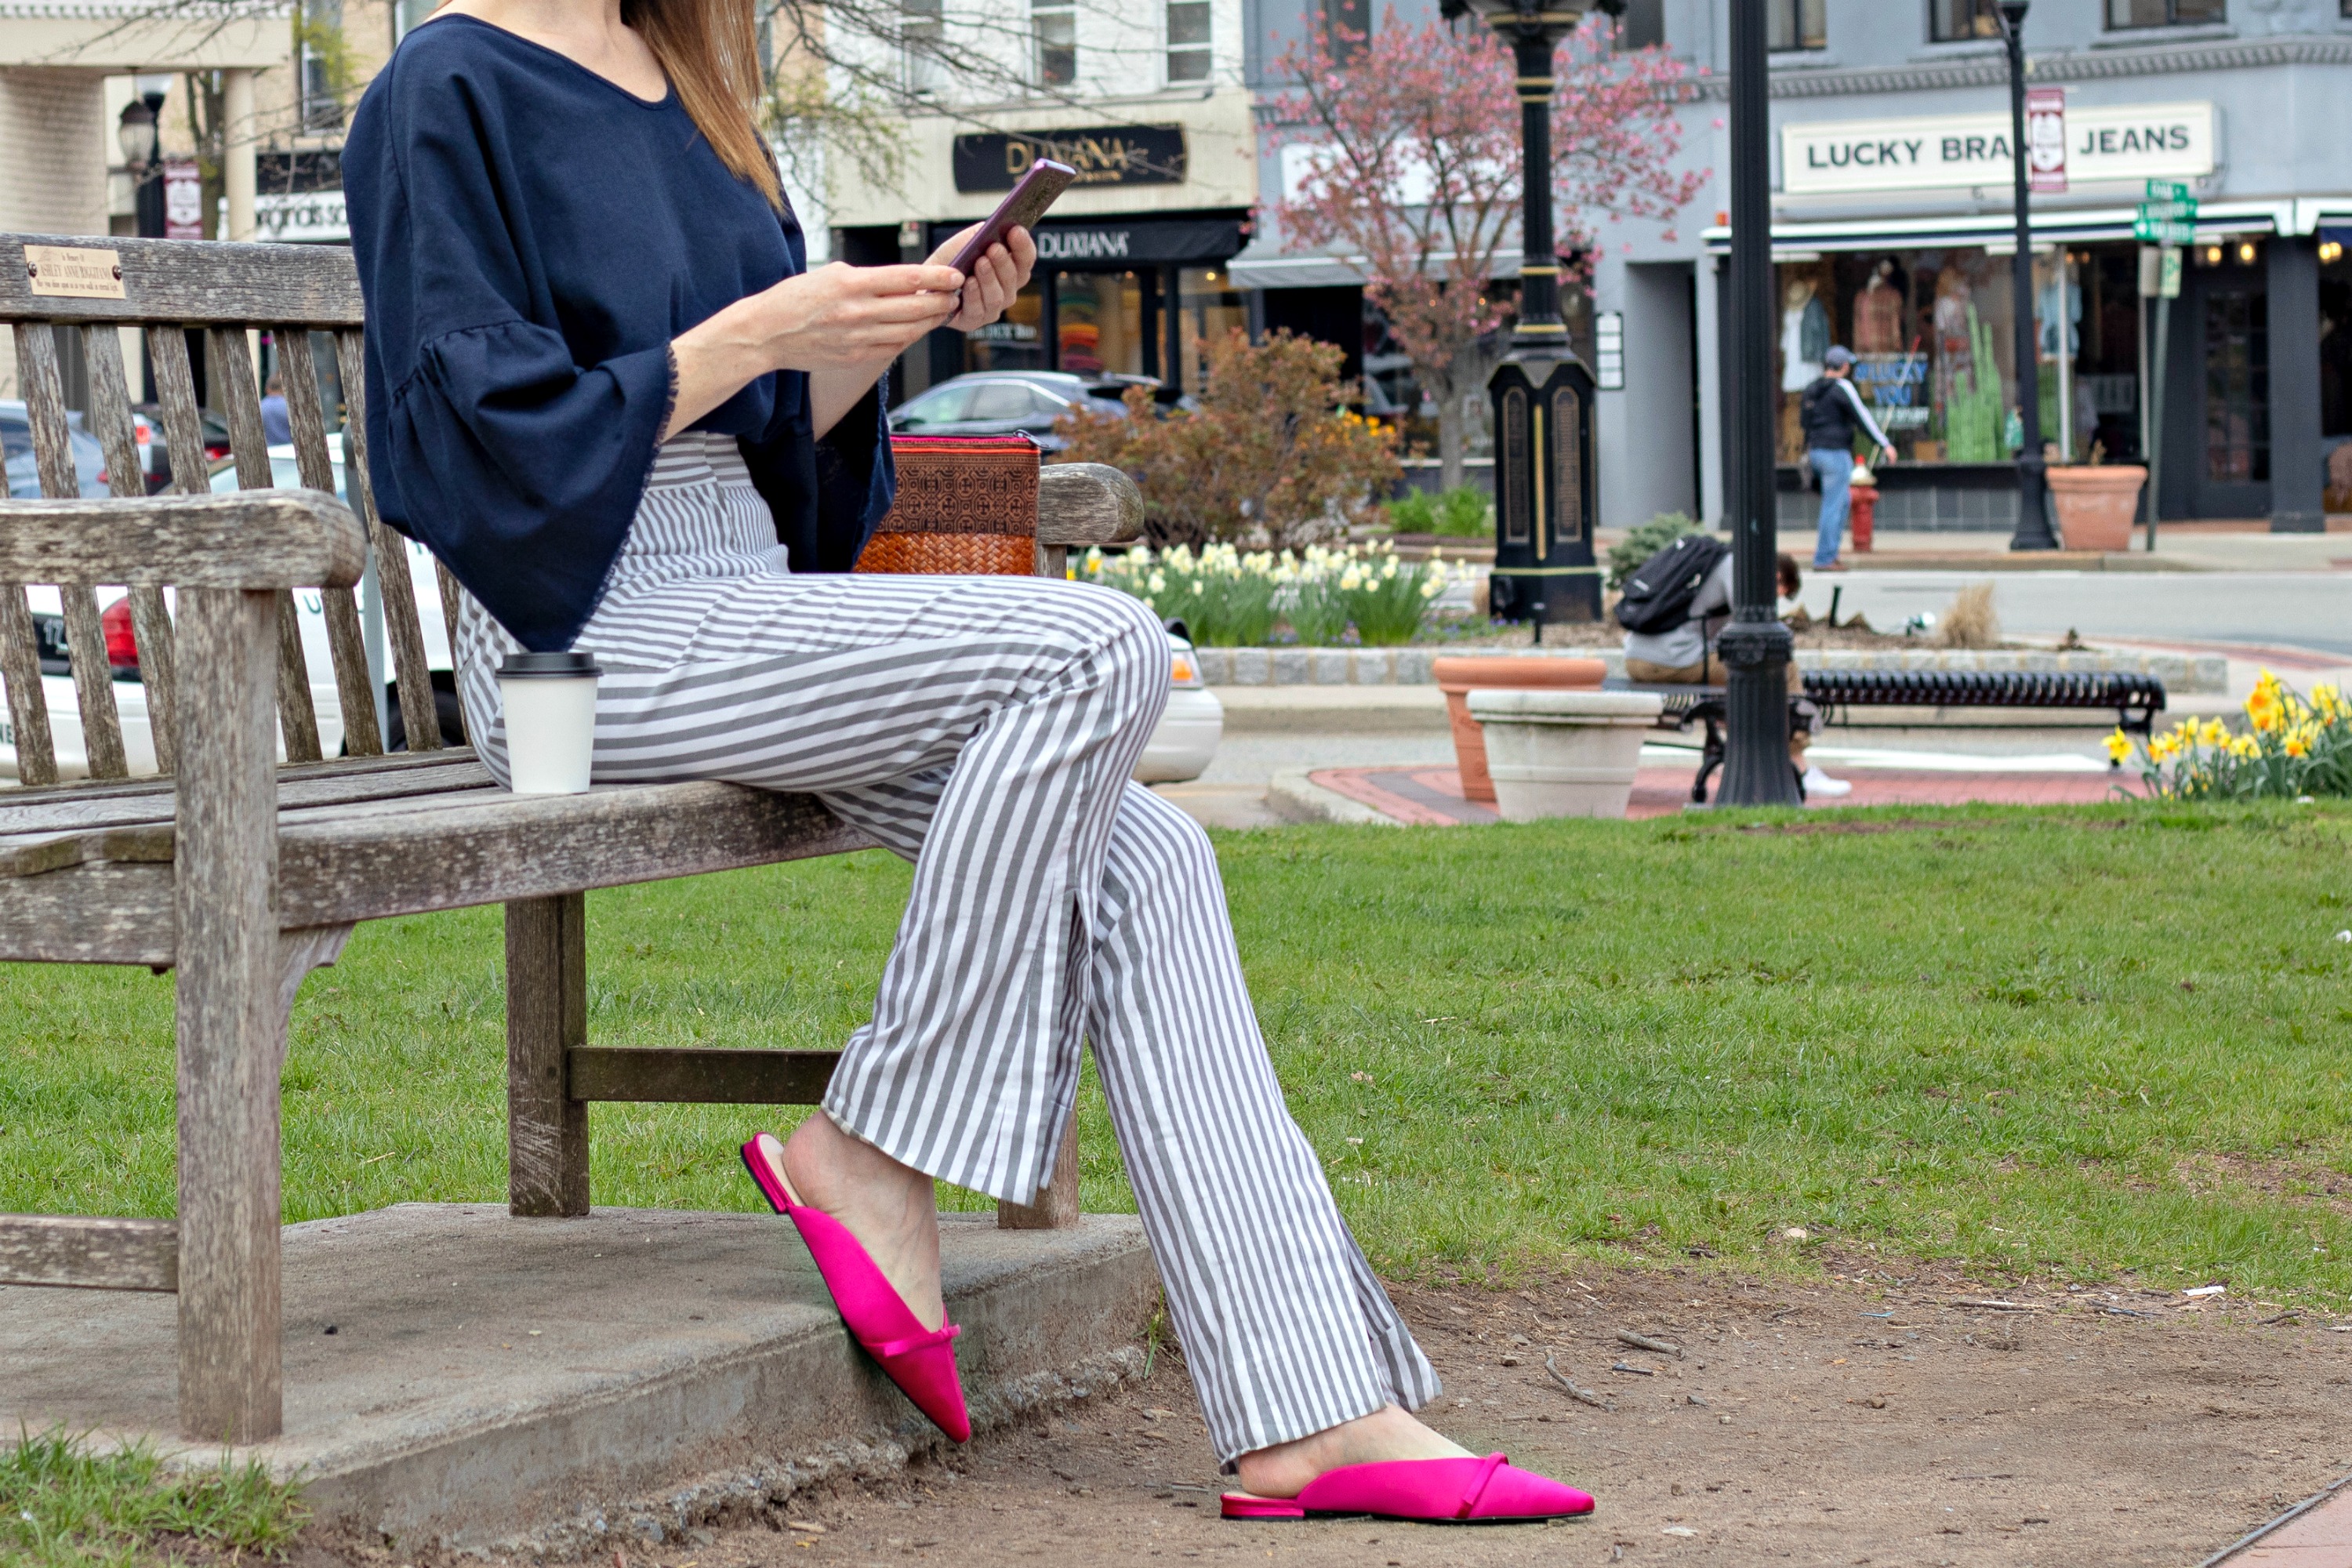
1226;237;1526;291
1700;198;2352;256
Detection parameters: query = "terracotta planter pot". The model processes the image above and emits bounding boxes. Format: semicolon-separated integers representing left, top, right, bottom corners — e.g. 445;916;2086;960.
2046;465;2147;553
1467;689;1667;821
1432;654;1607;804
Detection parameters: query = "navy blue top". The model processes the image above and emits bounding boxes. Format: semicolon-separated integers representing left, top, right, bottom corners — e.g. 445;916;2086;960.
344;15;893;652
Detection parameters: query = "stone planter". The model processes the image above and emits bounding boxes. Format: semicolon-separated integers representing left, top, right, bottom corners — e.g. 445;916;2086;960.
1465;689;1666;822
1432;654;1606;803
2047;465;2146;553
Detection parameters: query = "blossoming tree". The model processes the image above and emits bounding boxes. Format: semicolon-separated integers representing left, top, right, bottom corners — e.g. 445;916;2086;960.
1267;10;1707;491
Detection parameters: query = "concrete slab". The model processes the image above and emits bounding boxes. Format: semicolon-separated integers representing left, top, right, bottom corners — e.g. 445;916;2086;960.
0;1204;1156;1555
2212;1474;2352;1564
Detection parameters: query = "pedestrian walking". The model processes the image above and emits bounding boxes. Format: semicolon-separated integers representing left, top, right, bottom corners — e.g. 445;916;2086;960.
259;373;292;446
344;0;1592;1527
1801;347;1896;571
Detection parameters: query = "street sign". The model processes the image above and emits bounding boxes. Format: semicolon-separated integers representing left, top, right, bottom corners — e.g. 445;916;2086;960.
2144;178;2193;202
2158;246;2182;299
2136;198;2198;222
2134;216;2195;245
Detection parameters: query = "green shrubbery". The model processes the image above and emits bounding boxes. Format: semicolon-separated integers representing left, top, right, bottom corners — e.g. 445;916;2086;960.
1605;510;1709;590
1385;485;1491;539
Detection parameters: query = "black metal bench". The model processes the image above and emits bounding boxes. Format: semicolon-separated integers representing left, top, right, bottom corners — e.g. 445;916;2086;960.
1620;669;2169;805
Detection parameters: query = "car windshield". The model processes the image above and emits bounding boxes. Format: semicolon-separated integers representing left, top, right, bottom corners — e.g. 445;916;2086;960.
895;385;975;428
209;448;347;502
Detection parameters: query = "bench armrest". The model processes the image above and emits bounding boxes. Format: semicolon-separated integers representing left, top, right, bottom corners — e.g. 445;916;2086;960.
1036;463;1144;549
0;492;367;590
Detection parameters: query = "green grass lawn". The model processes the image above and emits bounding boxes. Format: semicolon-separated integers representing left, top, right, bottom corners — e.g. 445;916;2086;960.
3;802;2348;1307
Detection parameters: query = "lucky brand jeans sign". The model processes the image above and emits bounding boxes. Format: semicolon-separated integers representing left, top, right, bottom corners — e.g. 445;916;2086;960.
1780;100;2212;197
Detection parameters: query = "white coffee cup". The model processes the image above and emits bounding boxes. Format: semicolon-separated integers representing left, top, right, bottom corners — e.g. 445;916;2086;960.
498;651;601;794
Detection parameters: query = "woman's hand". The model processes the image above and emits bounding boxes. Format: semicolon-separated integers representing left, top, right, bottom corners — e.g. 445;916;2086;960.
927;223;1037;332
665;262;964;437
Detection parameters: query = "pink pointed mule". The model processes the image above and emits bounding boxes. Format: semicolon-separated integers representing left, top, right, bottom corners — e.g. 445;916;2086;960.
1220;1453;1594;1523
739;1131;971;1443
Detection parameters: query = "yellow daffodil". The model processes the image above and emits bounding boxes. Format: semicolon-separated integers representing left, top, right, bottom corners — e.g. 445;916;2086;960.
2103;730;2132;764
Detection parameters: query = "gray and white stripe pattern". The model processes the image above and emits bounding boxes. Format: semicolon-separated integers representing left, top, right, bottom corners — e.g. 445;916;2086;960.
455;430;1440;1464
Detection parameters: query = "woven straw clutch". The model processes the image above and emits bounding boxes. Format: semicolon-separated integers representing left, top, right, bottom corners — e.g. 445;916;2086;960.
855;435;1040;576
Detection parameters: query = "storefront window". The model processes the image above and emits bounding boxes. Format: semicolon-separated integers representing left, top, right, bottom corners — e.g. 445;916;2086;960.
1033;0;1076;85
2105;0;2225;27
1055;271;1148;376
2321;234;2352;444
1166;0;1210;82
964;275;1046;375
1178;267;1247;390
1773;243;2147;468
1929;0;2002;42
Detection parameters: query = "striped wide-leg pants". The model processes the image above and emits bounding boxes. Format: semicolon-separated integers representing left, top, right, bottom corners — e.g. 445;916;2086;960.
454;432;1440;1464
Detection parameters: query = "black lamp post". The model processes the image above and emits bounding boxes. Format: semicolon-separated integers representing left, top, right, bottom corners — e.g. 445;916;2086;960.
1712;0;1802;806
1437;0;1621;629
1996;0;2057;550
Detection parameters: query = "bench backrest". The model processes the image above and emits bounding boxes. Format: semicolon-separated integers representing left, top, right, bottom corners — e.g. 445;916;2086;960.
0;233;443;789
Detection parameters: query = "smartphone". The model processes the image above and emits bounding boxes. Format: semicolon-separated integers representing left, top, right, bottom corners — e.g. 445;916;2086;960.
948;160;1076;277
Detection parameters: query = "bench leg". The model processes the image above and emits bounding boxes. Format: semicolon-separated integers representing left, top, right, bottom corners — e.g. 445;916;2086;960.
997;1105;1081;1229
174;586;285;1443
506;894;589;1217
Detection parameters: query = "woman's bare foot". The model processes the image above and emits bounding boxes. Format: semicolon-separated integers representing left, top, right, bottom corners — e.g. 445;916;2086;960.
1231;1404;1473;1500
772;1112;946;1332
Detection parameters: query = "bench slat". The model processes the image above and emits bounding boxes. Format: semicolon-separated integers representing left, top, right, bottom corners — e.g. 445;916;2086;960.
277;328;383;756
0;583;58;786
335;328;445;754
0;234;365;328
12;322;130;780
0;1214;179;1292
568;1046;839;1105
0;753;492;836
208;325;323;764
80;324;180;775
1036;463;1143;548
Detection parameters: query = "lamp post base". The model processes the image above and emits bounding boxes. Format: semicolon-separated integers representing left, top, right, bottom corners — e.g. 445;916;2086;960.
1714;618;1802;807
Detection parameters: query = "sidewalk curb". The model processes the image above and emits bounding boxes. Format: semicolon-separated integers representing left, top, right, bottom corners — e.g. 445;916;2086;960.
1265;769;1399;826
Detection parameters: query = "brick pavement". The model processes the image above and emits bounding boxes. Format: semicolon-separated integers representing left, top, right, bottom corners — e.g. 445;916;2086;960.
2214;1479;2352;1565
1308;763;2133;824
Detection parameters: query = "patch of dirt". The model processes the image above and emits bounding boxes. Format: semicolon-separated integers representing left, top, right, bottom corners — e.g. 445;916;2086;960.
371;1261;2352;1568
2174;1152;2352;1217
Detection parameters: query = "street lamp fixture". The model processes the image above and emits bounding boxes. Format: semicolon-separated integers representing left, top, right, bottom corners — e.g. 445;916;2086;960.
118;99;157;172
1436;0;1624;629
1994;0;2058;550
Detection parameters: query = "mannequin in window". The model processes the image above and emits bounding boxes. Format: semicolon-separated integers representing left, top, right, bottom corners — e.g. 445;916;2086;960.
1853;259;1904;355
1780;278;1829;460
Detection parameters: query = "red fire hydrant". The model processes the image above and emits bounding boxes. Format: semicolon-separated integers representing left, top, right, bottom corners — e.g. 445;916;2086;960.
1848;466;1878;553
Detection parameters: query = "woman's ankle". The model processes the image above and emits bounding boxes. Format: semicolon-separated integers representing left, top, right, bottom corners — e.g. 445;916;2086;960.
1231;1405;1470;1498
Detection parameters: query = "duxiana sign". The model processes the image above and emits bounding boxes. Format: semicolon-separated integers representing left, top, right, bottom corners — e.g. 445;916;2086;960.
1781;101;2213;196
953;125;1188;193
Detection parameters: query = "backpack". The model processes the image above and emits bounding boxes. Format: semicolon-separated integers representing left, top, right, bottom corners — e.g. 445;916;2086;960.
1613;535;1730;635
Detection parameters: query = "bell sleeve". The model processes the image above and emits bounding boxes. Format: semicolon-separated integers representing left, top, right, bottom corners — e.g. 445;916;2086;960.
371;85;673;652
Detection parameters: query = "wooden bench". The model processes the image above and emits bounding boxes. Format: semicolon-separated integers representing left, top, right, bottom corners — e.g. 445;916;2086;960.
0;233;1142;1443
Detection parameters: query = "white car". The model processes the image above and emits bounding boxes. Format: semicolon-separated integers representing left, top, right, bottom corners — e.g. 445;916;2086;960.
2;442;1223;785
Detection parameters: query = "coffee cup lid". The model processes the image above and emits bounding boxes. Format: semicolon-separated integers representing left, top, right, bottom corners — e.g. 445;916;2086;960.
499;651;602;679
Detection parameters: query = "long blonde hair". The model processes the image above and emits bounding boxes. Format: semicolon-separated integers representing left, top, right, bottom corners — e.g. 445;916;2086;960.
621;0;782;210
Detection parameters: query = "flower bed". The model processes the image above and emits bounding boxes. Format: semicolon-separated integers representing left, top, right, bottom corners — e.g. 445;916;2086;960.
2117;671;2351;800
1081;541;1455;648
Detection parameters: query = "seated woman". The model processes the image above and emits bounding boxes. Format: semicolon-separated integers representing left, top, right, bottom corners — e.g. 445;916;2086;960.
344;0;1594;1523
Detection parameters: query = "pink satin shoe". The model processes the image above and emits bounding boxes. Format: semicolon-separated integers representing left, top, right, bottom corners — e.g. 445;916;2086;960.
740;1131;971;1443
1220;1454;1595;1523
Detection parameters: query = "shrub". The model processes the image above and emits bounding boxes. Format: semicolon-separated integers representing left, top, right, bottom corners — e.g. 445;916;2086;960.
1054;329;1402;547
1605;510;1707;590
1935;583;2001;649
2117;671;2352;800
1385;488;1439;533
1432;485;1492;538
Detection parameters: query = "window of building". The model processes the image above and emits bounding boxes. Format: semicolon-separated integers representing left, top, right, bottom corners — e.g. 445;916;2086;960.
297;0;344;130
391;0;437;43
901;0;946;96
1617;0;1665;49
2105;0;2226;27
1929;0;2002;42
1322;0;1368;64
1769;0;1826;51
1034;0;1076;86
1166;0;1210;83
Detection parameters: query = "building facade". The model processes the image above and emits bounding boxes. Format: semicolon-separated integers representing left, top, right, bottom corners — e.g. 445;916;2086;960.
822;0;1257;399
1595;0;2352;534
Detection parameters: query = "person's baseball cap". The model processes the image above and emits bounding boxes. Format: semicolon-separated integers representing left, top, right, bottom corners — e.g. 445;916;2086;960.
1824;346;1856;368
